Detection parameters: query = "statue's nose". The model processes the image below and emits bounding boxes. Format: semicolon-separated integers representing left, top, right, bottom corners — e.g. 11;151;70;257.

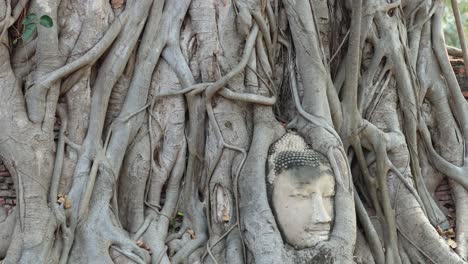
311;194;332;224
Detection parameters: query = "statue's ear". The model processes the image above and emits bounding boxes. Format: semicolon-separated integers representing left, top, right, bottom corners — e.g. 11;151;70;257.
267;169;276;185
327;147;352;193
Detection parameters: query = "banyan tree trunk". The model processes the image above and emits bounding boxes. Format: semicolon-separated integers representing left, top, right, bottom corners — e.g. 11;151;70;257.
0;0;467;263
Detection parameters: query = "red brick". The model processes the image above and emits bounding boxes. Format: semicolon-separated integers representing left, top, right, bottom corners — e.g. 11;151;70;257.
438;194;452;201
437;183;451;191
436;190;451;196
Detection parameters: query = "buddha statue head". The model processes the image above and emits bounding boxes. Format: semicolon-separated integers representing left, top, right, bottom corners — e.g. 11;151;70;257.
267;132;335;249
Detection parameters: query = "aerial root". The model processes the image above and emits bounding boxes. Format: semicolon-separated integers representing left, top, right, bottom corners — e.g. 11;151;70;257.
42;11;128;88
111;227;150;263
202;223;239;263
197;20;266;264
78;204;150;264
419;120;468;190
171;234;208;264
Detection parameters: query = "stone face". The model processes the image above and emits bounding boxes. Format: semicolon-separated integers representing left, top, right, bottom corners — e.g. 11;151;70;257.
272;166;335;249
268;132;336;249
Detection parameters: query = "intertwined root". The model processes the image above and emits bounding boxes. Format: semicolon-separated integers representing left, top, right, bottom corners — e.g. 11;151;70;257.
69;207;149;264
1;0;468;264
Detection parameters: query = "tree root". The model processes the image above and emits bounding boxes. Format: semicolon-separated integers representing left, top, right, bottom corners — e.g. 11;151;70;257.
419;121;468;189
27;10;128;97
0;208;16;258
171;234;208;264
70;206;149;264
354;191;385;264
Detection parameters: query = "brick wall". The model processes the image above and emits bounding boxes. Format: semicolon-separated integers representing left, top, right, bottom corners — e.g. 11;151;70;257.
435;178;456;229
450;57;467;97
0;160;16;215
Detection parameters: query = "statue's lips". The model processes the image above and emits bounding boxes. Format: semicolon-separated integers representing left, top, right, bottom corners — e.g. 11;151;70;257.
304;225;331;234
299;227;331;247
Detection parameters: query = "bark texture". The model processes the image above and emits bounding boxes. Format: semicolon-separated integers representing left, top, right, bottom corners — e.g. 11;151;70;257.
0;0;467;263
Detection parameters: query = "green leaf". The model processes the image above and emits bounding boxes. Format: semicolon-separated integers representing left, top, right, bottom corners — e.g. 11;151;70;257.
177;211;184;217
39;15;53;28
22;23;36;41
170;219;176;228
22;13;37;25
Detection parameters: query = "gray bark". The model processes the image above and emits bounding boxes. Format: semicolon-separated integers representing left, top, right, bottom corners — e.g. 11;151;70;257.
0;0;467;263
